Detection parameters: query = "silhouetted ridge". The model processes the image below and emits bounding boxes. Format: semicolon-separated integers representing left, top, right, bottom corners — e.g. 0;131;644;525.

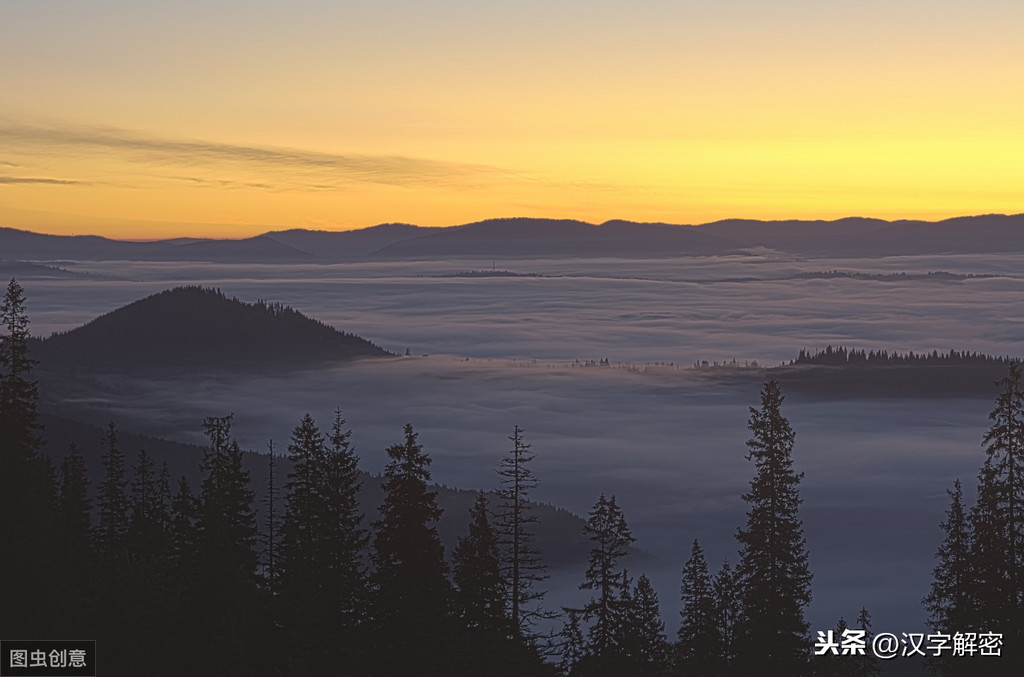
368;217;741;257
32;286;391;372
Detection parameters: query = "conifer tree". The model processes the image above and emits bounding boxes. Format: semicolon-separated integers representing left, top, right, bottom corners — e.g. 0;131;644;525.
280;412;368;673
129;448;167;558
579;493;635;666
853;607;880;677
55;443;94;632
0;278;41;459
619;573;668;676
454;492;516;674
678;539;725;675
924;480;974;644
169;475;201;576
712;558;740;668
559;608;586;677
0;278;55;635
263;440;279;590
192;414;261;676
973;363;1024;653
323;408;368;627
494;425;550;641
370;423;454;676
97;421;130;556
454;492;508;632
734;380;813;676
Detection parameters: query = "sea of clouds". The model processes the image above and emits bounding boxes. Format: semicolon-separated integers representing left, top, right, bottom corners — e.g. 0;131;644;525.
18;252;1024;635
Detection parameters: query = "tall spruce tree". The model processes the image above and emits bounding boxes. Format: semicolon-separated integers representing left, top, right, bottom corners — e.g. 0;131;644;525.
678;539;726;675
97;421;130;557
0;278;41;460
494;425;550;643
192;414;262;677
734;380;813;676
454;492;520;675
454;492;508;633
924;480;974;648
578;493;635;671
55;443;94;633
974;363;1024;655
618;573;668;676
0;278;55;635
370;423;454;677
712;558;740;669
323;408;368;632
280;412;368;673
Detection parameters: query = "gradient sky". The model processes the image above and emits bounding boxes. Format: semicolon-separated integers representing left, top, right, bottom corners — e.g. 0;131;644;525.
2;0;1023;238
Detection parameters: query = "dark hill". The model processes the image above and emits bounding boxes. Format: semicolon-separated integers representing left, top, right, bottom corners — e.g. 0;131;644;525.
31;286;392;373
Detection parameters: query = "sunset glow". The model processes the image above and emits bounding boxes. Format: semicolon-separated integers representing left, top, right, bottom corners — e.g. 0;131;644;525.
2;0;1022;239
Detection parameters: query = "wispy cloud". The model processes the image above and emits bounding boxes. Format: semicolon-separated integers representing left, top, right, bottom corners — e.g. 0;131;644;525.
0;176;84;185
0;122;510;189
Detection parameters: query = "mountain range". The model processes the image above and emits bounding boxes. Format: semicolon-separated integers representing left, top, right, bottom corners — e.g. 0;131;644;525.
5;214;1024;262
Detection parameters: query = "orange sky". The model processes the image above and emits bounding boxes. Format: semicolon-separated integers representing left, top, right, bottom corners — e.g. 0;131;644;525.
2;1;1022;239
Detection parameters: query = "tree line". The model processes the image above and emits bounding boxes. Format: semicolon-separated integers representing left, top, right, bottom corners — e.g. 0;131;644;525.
3;276;1021;675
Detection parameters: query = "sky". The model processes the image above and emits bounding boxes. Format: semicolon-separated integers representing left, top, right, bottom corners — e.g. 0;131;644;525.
2;1;1023;238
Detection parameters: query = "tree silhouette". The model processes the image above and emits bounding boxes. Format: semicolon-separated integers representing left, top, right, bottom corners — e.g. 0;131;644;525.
370;424;454;677
494;425;551;643
0;278;55;635
734;380;812;676
578;493;635;672
678;539;726;675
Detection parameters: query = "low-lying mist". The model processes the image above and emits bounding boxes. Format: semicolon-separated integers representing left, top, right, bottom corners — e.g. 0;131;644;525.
21;252;1024;637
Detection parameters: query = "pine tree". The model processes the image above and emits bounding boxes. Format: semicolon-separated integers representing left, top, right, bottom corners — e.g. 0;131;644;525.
974;363;1024;652
370;423;454;676
678;539;725;675
494;425;550;641
579;493;635;668
169;475;201;577
712;558;740;668
619;573;668;676
559;608;586;677
852;607;880;677
97;421;130;557
734;380;813;676
0;278;41;459
454;492;508;632
924;480;974;642
54;443;95;633
129;448;167;558
263;439;279;590
0;278;55;636
280;412;368;673
323;408;368;629
192;414;261;677
454;492;516;674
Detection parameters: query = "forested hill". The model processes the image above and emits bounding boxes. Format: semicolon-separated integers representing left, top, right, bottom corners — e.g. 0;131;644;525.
765;346;1018;399
31;286;392;373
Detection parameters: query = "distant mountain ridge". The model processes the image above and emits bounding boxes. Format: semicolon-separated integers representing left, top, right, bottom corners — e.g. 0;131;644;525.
4;213;1024;261
31;286;392;373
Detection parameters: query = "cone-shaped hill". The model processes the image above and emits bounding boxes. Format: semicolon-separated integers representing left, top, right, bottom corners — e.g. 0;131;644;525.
32;286;392;373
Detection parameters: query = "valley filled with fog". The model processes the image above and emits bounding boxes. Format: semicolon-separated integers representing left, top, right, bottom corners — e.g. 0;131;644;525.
19;252;1024;636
